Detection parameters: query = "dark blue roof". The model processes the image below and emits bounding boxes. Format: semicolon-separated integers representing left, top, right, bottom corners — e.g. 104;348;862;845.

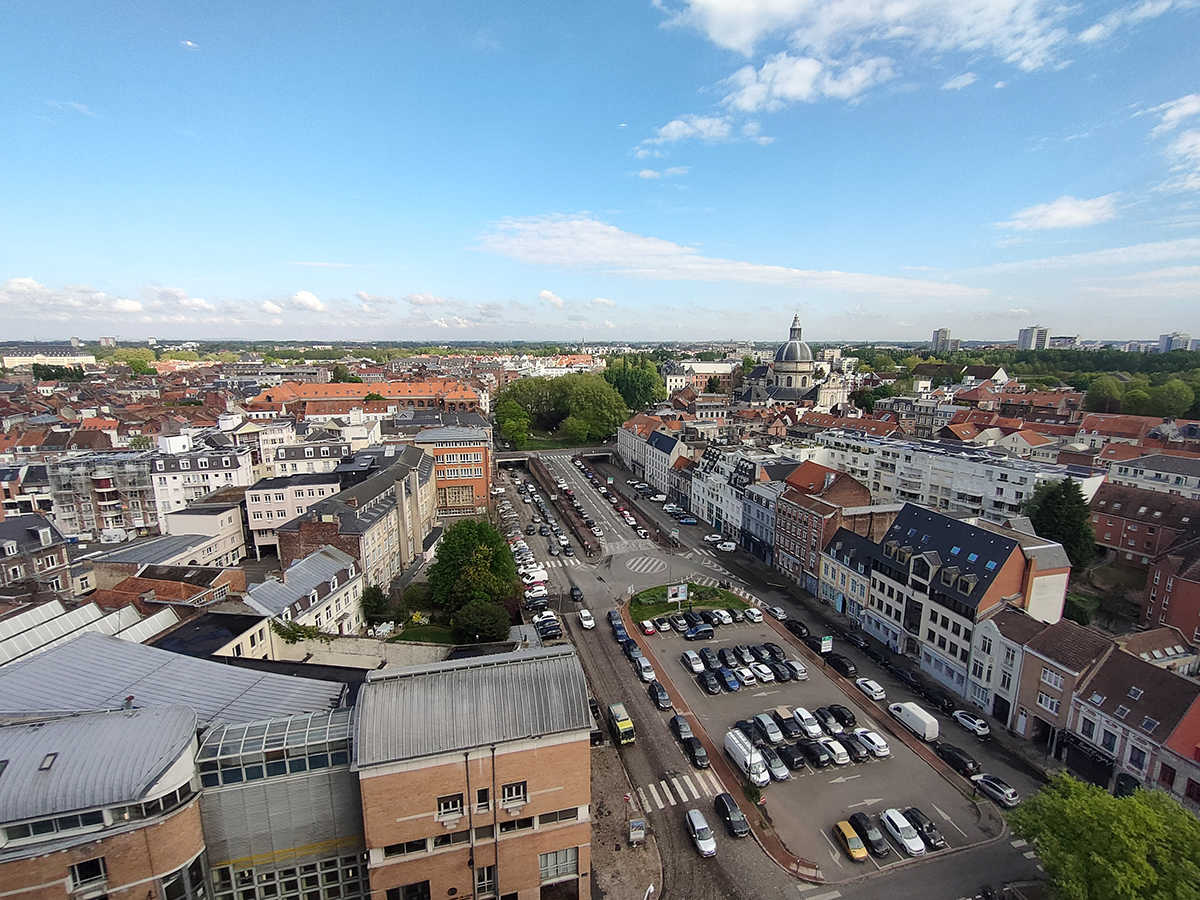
647;430;678;454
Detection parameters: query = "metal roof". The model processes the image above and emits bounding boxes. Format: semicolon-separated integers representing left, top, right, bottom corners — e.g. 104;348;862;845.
355;646;590;767
89;534;210;565
0;632;344;727
0;706;197;823
245;546;356;617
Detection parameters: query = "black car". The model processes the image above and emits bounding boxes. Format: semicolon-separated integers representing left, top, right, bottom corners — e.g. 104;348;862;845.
623;641;643;663
797;739;834;768
699;647;721;671
767;661;793;683
785;619;810;639
525;523;536;535
776;744;808;771
772;711;802;740
803;635;828;655
921;686;957;713
699;610;722;627
607;609;622;626
718;647;740;669
669;714;693;741
842;631;870;651
865;647;888;666
714;792;751;838
588;697;600;720
539;524;551;535
890;665;925;691
570;585;583;602
612;624;628;642
903;806;946;850
682;736;710;769
648;680;672;710
525;597;549;612
749;644;773;664
727;608;745;623
683;611;703;628
828;704;857;729
735;719;757;742
814;707;843;734
684;624;714;641
696;671;722;695
839;731;871;763
827;653;858;678
935;743;981;777
763;642;787;662
848;812;890;858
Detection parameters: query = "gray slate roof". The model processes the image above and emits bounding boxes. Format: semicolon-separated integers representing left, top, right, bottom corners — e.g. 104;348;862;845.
355;646;590;767
0;632;344;727
0;706;196;822
0;515;65;551
245;546;356;617
88;534;210;565
1125;454;1200;476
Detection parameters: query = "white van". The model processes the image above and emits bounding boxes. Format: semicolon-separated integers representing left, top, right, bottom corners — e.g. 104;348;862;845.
723;729;769;787
888;701;940;741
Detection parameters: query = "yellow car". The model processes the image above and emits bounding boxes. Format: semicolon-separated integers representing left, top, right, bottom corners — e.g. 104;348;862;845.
833;820;869;862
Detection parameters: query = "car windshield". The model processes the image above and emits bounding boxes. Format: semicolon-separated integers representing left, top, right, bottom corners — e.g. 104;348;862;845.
898;821;918;839
847;834;865;850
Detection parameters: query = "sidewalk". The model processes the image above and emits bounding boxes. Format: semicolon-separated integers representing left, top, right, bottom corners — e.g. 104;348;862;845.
589;739;663;900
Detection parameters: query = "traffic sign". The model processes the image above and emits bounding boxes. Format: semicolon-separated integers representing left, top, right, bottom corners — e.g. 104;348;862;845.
821;635;833;653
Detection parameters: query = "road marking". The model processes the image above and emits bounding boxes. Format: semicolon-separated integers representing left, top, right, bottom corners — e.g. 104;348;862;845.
846;797;883;808
659;780;675;805
682;774;700;799
796;886;821;894
818;828;845;870
648;787;667;816
625;557;667;575
638;786;654;811
1023;850;1037;859
809;892;842;900
933;803;969;837
705;770;723;793
828;774;862;784
1010;838;1027;848
671;777;688;802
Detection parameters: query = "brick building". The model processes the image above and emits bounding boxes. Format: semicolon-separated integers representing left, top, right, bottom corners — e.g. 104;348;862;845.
1143;530;1200;640
0;513;71;601
354;647;593;900
414;426;491;517
1090;482;1200;565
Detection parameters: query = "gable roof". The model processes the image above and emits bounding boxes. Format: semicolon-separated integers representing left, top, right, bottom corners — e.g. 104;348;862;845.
1078;650;1200;741
1025;618;1113;674
1091;483;1200;532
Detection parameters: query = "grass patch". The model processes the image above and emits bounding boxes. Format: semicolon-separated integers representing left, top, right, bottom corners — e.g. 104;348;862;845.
524;432;590;450
629;582;749;620
392;624;456;644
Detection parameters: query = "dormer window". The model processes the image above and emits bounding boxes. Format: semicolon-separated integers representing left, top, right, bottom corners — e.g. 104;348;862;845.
179;460;190;470
38;529;52;546
1128;686;1143;700
309;590;318;605
4;541;18;557
329;577;338;591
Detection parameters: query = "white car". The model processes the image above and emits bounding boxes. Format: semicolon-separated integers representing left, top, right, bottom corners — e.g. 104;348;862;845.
818;737;851;765
491;487;505;495
744;608;764;623
650;494;667;502
734;667;757;686
749;662;775;683
524;586;548;600
853;727;891;757
881;808;926;856
703;533;723;543
591;526;604;537
521;571;548;585
680;650;704;673
578;609;595;630
952;710;992;737
716;541;737;552
532;611;558;626
855;678;887;701
712;609;733;625
792;707;824;739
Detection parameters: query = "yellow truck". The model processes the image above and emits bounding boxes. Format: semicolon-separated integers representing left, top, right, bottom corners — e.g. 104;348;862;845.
608;702;635;744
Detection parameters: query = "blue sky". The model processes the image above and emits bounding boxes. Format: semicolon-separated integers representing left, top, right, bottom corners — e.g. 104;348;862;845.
2;1;1198;344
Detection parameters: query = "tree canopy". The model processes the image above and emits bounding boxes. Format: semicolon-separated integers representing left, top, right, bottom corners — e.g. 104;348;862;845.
602;355;667;410
451;597;513;643
1011;773;1200;900
1022;479;1096;570
496;373;628;443
426;520;516;613
329;364;362;383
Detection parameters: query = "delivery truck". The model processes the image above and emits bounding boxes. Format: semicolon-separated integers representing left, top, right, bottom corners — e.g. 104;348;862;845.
888;701;939;741
608;702;635;745
723;729;770;787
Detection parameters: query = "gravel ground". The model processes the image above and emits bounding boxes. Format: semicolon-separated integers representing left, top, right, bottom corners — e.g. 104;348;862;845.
590;737;663;900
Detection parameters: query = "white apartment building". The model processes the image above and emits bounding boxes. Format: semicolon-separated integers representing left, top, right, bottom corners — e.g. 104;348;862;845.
690;447;799;539
152;435;257;517
161;503;247;567
274;439;353;476
246;473;342;558
810;429;1105;523
1109;454;1200;501
244;545;365;635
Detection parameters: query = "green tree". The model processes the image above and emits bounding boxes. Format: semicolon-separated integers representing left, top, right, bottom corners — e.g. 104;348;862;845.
850;388;876;413
330;364;362;383
1063;592;1099;626
741;355;755;374
363;392;385;402
559;415;591;443
1084;375;1123;413
494;397;531;448
361;583;391;626
1011;772;1200;900
426;520;516;612
128;435;152;450
602;357;666;410
1121;388;1152;416
129;359;155;376
451;598;512;643
704;375;722;393
1021;479;1096;570
1148;379;1195;417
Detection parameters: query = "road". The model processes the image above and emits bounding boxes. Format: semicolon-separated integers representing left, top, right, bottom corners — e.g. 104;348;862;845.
503;452;1046;900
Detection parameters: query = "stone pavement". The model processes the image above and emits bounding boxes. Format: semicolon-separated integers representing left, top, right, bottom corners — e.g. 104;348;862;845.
589;736;662;900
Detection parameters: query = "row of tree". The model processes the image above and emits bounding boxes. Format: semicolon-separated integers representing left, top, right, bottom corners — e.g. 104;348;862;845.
495;373;629;447
1083;375;1196;417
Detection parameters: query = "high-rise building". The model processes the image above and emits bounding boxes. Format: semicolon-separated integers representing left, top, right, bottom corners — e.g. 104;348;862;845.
1158;332;1190;353
1017;326;1049;351
930;328;960;354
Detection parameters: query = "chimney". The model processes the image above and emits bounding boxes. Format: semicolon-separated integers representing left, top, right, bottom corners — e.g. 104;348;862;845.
123;695;134;710
823;472;836;490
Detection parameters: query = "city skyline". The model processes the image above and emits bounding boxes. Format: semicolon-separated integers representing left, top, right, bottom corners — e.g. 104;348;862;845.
2;2;1199;342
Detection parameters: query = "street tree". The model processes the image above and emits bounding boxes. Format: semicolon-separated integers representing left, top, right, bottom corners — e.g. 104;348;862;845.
1021;479;1096;570
1011;772;1200;900
451;598;512;643
426;520;516;612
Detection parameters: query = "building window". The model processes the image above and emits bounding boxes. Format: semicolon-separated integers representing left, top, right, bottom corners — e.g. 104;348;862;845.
1040;668;1064;691
999;670;1012;691
436;793;464;818
476;788;490;812
1080;717;1095;740
1003;646;1016;668
475;866;496;899
1101;730;1117;753
1036;691;1061;716
1128;745;1147;771
539;847;579;884
70;858;107;889
1185;779;1200;804
979;635;992;655
384;839;427;857
385;883;431;900
501;781;528;805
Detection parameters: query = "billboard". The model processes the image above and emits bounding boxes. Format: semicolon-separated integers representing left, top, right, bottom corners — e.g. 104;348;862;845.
667;583;689;602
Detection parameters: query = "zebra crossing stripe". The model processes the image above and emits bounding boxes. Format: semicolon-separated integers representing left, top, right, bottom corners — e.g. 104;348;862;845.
708;770;723;793
636;787;650;812
682;774;700;800
647;783;664;810
659;780;675;805
671;777;687;801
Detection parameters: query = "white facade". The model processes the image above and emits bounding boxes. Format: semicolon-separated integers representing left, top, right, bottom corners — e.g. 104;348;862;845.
247;474;342;557
151;444;256;517
160;507;246;567
1017;326;1050;351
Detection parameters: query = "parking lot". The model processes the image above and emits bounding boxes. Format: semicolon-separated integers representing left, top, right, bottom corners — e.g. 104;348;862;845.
627;616;997;878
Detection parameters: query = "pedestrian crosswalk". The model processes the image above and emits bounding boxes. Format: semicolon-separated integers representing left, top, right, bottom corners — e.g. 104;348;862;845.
544;558;582;568
634;769;725;812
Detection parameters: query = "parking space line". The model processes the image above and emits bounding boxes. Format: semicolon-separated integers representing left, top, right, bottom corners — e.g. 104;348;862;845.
636;787;651;812
818;828;844;869
659;780;675;805
671;777;688;802
646;783;664;809
682;774;700;799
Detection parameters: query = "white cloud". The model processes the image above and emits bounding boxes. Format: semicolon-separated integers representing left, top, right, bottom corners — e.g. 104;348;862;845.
180;39;199;49
539;289;565;308
48;100;95;116
290;290;326;312
262;300;283;315
997;194;1118;230
1147;93;1200;137
111;298;143;312
638;169;662;179
482;214;988;298
589;297;617;307
942;72;977;90
1079;1;1181;44
644;115;731;145
356;291;395;306
664;166;690;176
662;0;1074;71
977;237;1200;271
1162;129;1200;192
721;53;894;110
404;292;454;306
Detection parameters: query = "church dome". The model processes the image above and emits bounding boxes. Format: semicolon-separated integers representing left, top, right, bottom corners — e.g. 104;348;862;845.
774;314;812;363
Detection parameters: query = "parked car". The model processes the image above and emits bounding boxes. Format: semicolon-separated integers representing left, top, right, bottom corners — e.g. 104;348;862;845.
752;713;784;745
718;648;740;669
744;608;764;623
715;667;740;691
842;631;870;650
685;624;715;641
935;743;981;777
727;608;745;623
853;727;891;758
777;743;808;771
639;620;656;635
792;707;824;739
669;613;689;632
855;678;886;701
713;792;750;838
818;736;851;766
798;739;834;768
699;647;720;671
767;661;793;683
749;662;775;683
833;820;869;862
828;704;857;729
784;659;809;681
767;606;788;621
669;714;693;741
848;812;890;858
838;731;871;763
814;707;844;735
756;742;790;781
827;653;858;678
734;644;756;665
785;619;810;639
903;806;946;850
922;686;958;713
889;665;925;691
682;736;710;769
763;642;786;661
685;809;717;857
974;774;1021;807
712;609;733;625
734;667;757;687
749;644;772;663
680;650;704;674
696;671;722;695
952;710;992;737
881;808;926;856
653;615;671;632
